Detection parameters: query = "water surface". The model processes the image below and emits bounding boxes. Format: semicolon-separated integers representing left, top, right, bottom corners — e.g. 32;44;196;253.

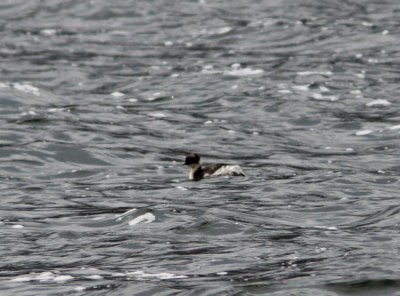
1;0;400;295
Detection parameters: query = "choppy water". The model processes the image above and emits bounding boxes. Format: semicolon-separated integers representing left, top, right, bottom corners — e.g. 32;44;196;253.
1;0;400;295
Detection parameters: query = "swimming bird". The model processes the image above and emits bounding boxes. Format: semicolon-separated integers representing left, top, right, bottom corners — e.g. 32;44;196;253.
184;153;245;181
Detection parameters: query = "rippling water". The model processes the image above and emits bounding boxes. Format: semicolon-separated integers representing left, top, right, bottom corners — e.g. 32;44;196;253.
1;0;400;295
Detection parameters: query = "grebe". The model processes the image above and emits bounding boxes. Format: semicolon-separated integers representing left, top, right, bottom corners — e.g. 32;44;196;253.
184;153;245;181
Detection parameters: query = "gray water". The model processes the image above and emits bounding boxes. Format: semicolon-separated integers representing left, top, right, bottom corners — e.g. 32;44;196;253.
1;0;400;295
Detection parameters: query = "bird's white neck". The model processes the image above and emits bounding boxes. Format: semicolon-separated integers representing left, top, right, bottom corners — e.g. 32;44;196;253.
188;164;201;180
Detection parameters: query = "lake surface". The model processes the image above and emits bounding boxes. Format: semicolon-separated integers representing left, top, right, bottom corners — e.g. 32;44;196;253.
1;0;400;295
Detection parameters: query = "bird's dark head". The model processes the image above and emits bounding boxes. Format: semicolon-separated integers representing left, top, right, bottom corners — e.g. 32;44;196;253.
184;153;200;166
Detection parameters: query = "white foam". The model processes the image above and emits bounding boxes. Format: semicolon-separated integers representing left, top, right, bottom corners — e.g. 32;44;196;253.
201;65;219;74
110;30;130;36
111;91;125;97
53;275;74;282
164;41;174;46
148;112;167;118
175;186;188;191
278;89;292;94
10;276;33;283
292;84;309;91
314;226;338;231
47;108;66;113
126;270;187;280
382;30;389;35
215;26;232;35
40;29;57;36
74;287;86;292
319;86;330;92
38;272;60;282
297;71;332;76
312;93;338;101
21;110;38;117
355;71;366;78
0;81;9;88
85;275;103;280
10;272;74;283
204;26;232;36
11;224;24;229
355;130;373;136
231;63;241;69
366;99;391;107
13;83;40;95
315;247;327;253
362;21;374;27
224;67;263;76
112;272;126;277
389;125;400;130
129;213;156;226
350;89;362;95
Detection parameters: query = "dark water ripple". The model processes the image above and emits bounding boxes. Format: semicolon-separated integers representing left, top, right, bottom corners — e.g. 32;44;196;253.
1;0;400;295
